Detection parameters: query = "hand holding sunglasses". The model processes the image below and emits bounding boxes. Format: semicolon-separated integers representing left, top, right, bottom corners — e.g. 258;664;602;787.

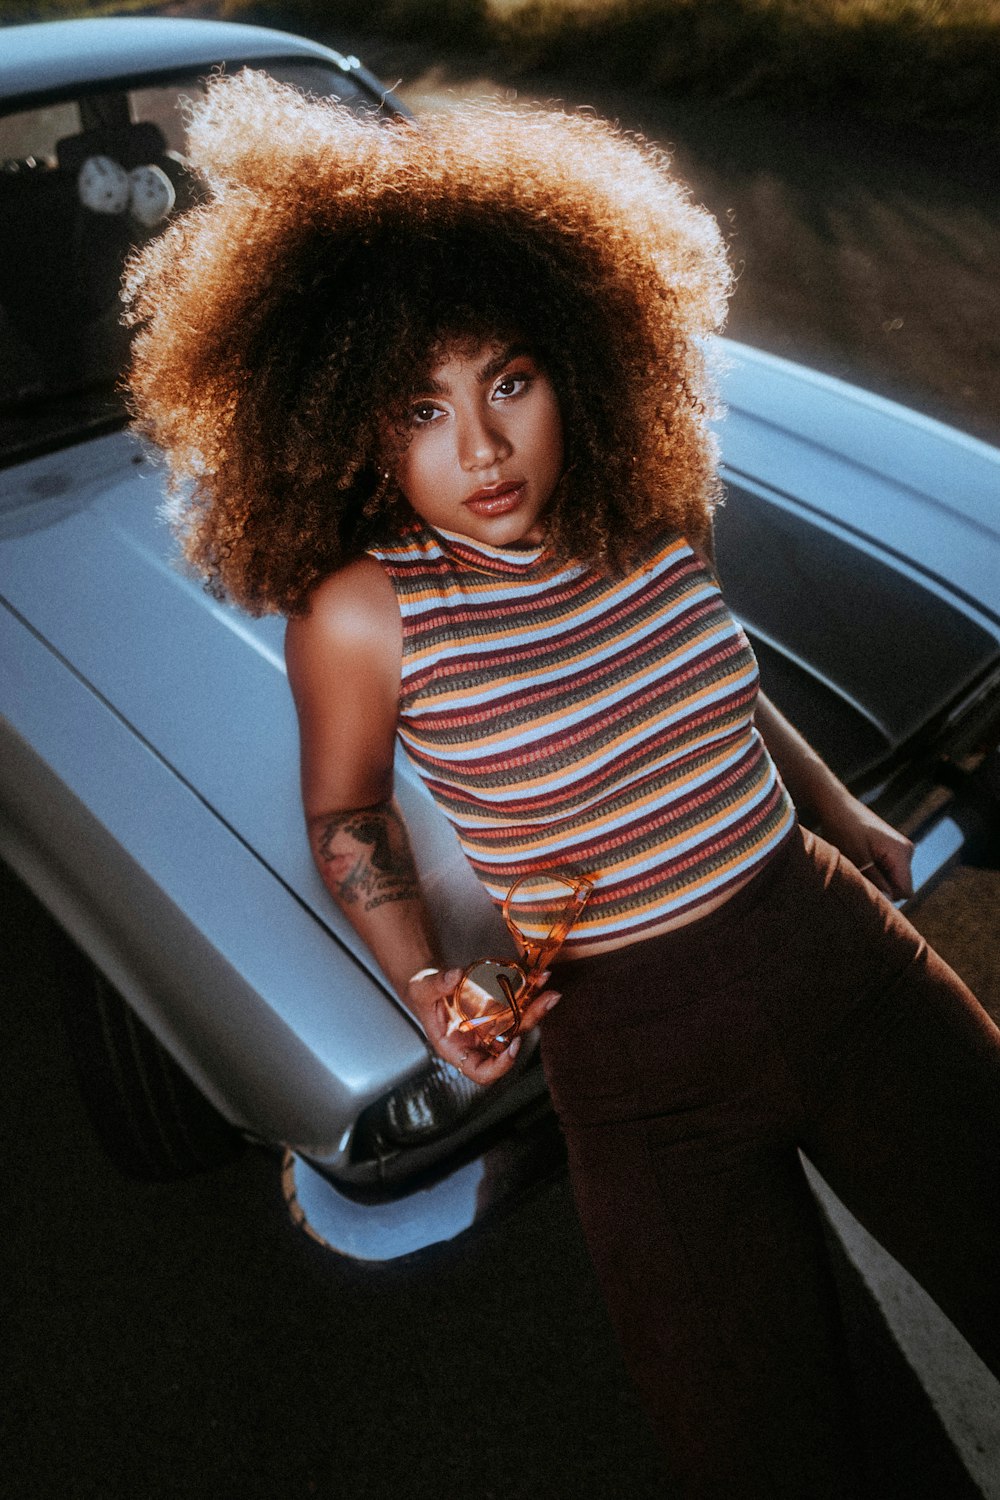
443;871;593;1057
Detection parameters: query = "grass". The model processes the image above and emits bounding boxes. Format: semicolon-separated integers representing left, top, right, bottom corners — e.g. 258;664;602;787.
3;0;998;137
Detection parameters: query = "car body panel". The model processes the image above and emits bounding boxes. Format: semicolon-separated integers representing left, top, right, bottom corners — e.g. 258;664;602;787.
0;600;427;1139
722;341;1000;620
716;343;1000;788
0;16;399;114
716;475;1000;781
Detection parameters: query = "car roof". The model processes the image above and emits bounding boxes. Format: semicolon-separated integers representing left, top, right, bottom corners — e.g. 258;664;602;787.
0;16;377;107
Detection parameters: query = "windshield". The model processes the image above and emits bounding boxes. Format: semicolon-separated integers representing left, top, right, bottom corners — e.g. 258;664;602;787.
0;60;378;468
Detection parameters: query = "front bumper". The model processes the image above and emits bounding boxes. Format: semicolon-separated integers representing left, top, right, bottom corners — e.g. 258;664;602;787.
283;1088;566;1262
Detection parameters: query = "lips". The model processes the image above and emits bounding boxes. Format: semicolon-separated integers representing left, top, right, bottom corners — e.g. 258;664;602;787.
463;481;526;517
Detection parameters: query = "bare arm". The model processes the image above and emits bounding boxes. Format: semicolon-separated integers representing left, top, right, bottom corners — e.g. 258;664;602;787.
306;796;437;999
755;690;914;899
285;559;552;1082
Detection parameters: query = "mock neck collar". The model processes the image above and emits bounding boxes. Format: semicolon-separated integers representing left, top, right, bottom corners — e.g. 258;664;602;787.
428;524;555;578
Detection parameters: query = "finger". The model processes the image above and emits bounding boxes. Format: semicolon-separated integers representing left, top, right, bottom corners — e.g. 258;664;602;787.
432;1016;515;1079
441;1037;519;1088
462;1034;523;1086
432;1031;484;1078
417;972;463;1037
874;865;909;901
879;844;915;900
857;859;894;896
516;986;562;1033
430;1006;479;1062
868;831;915;898
433;993;466;1044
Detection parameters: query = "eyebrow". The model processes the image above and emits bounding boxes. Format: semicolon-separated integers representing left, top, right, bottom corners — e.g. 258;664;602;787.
479;343;532;384
418;344;533;398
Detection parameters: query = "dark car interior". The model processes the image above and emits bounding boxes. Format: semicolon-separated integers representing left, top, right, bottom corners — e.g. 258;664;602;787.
0;87;201;464
0;60;378;467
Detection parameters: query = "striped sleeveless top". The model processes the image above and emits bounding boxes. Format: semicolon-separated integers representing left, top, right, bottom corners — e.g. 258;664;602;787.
369;522;796;952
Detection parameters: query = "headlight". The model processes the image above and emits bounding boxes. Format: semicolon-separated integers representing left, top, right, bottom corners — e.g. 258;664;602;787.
367;1056;488;1146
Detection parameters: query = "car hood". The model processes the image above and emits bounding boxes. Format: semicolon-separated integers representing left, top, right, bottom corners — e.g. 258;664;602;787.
0;433;501;978
721;341;1000;621
716;342;1000;783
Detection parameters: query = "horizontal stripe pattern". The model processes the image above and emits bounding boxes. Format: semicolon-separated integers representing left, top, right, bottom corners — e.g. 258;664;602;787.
369;524;795;950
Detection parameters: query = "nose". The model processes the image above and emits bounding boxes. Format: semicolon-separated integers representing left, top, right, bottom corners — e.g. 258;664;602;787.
458;407;512;471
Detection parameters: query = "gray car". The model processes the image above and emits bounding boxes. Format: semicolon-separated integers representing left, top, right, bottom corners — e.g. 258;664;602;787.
2;16;998;1263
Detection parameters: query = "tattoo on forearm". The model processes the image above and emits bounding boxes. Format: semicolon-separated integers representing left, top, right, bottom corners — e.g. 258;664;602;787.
315;804;419;912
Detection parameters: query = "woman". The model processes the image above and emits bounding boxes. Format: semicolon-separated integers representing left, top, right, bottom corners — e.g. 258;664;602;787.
126;72;1000;1497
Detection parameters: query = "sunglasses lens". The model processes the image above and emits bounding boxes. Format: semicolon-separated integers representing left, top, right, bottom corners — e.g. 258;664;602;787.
456;961;522;1046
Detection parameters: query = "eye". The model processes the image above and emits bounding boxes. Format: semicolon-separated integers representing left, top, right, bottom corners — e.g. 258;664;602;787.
410;400;442;426
493;370;531;400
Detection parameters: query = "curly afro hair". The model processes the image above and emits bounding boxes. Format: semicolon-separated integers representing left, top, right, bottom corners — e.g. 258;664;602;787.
124;70;731;616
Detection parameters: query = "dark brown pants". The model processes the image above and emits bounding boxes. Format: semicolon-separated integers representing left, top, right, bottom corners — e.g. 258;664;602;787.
541;826;1000;1498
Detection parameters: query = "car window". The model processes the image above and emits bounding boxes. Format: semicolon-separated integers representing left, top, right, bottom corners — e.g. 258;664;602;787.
0;61;380;468
0;97;80;160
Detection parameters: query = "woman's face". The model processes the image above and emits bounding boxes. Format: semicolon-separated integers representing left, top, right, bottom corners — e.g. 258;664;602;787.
390;340;564;546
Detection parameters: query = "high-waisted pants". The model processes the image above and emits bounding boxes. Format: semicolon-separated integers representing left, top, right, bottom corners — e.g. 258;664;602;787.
540;826;1000;1498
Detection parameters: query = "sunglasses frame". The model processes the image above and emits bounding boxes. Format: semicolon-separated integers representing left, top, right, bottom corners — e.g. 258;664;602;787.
450;871;594;1055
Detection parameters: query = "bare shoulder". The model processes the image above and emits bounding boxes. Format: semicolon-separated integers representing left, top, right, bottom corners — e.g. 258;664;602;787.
285;556;400;683
285;557;401;806
287;556;398;653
